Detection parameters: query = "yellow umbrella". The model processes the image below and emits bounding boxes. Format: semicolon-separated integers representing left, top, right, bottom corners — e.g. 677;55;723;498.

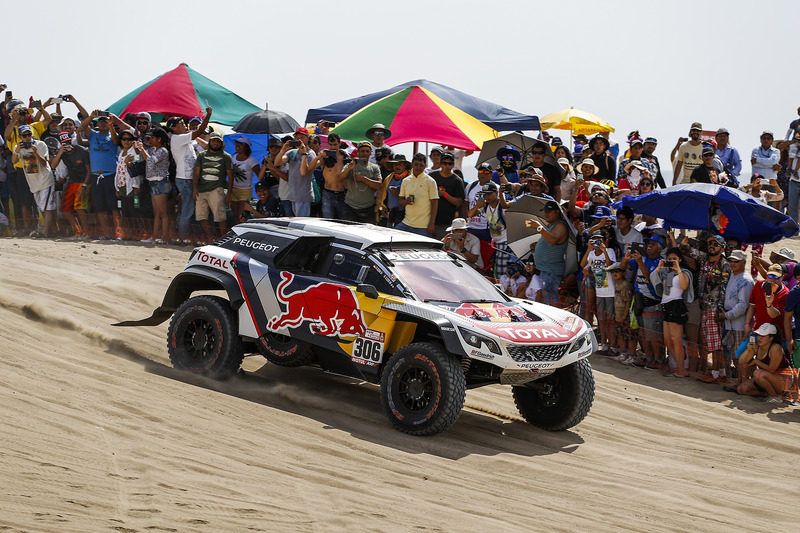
539;107;615;136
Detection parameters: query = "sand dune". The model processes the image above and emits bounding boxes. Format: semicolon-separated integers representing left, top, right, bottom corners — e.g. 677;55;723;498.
1;238;797;532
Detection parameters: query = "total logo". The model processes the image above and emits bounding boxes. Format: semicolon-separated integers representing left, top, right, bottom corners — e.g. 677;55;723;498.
194;250;229;270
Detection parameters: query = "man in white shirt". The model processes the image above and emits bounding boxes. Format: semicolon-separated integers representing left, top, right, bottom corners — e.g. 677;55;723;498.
750;130;782;180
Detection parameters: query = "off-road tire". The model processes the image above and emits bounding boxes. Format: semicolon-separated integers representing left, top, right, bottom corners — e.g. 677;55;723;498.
513;358;595;431
380;342;466;436
168;295;244;379
257;332;316;367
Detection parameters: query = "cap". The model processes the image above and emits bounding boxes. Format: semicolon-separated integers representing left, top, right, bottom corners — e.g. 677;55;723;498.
630;138;644;146
295;127;309;135
188;116;202;124
754;323;777;336
707;234;726;246
556;157;570;166
18;125;32;134
136;112;151;121
551;136;563;146
446;218;468;232
775;247;796;261
366;123;392;140
702;146;715;156
761;130;774;138
630;160;647;171
767;263;784;277
166;116;185;130
482;182;499;193
590;231;604;238
477;162;493;172
690;122;703;131
592;205;614;219
542;200;560;212
208;131;224;141
233;136;251;146
644;137;658;144
727;249;747;262
255;180;269;190
716;128;729;136
605;262;622;271
440;152;455;162
573;134;588;142
268;138;282;147
357;140;373;150
645;234;666;247
430;146;445;155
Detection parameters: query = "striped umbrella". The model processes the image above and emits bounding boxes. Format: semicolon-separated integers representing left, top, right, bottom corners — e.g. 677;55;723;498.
330;86;498;151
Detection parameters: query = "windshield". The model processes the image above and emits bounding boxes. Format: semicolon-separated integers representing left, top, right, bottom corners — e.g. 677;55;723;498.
387;254;507;303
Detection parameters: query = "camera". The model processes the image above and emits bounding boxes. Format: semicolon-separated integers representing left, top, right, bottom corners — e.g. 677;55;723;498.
665;260;674;268
324;149;337;159
688;237;699;248
476;191;485;201
592;238;602;247
501;183;512;192
97;110;109;118
630;242;644;254
21;140;32;149
5;90;11;99
30;99;42;108
59;94;70;102
288;140;301;148
325;122;336;128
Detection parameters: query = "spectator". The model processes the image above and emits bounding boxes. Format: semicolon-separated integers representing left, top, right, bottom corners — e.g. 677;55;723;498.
141;129;172;244
230;136;260;225
50;132;90;238
529;200;569;305
650;246;694;377
309;132;347;220
529;141;562;201
750;130;781;181
274;127;317;217
721;249;754;383
467;182;512;276
785;107;800;178
641;137;667;188
557;157;576;200
376;154;411;228
442;145;473;178
499;261;525;297
375;147;394;180
671;121;704;185
193;131;233;243
11;125;56;237
752;247;796;287
257;138;288;206
714;128;742;185
587;135;616;182
430;152;465;238
441;217;481;268
464;162;494;242
114;131;143;240
242;181;281;218
132;112;153;148
736;323;789;403
741;174;783;206
492;145;522;185
338;141;382;224
691;146;723;184
608;262;636;363
426;146;444;175
745;263;789;338
167;107;212;243
581;229;617;355
621;234;666;368
618;138;656;188
571;159;602;202
523;258;542;302
523;169;555;201
568;180;612;226
397;153;438;237
365;123;392;164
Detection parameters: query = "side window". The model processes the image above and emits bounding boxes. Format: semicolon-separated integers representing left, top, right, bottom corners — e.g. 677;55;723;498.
364;267;396;295
327;253;365;285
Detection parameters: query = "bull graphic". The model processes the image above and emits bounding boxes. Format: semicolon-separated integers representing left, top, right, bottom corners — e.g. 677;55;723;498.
268;272;366;337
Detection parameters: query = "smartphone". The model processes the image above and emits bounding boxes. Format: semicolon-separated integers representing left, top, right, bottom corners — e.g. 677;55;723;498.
288;140;301;148
688;237;699;248
764;283;773;296
52;97;63;105
760;178;771;186
97;110;109;117
30;99;42;108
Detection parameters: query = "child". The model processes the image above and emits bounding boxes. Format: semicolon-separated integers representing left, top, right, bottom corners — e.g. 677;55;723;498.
499;262;524;297
609;262;635;363
242;181;281;220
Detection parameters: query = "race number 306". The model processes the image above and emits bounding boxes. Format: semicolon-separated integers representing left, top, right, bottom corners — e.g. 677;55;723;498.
352;335;384;366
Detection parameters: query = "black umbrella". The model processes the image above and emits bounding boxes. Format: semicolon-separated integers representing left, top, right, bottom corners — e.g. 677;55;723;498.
233;108;300;135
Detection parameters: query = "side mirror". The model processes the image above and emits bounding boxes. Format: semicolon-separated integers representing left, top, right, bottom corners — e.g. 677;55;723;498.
356;284;379;299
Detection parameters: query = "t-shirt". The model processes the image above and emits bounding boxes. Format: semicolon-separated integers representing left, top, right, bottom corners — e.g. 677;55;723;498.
6;121;48;169
588;249;617;297
627;254;661;300
690;164;719;184
785;285;800;339
532;163;562;192
60;145;90;184
444;232;483;268
286;149;316;203
525;275;542;300
86;129;118;174
400;172;439;229
465;180;488;231
255;196;281;217
171;132;197;180
484;203;507;243
18;140;54;193
750;280;788;331
345;161;381;210
678;142;703;183
194;149;233;192
430;172;465;226
232;155;259;190
615;227;643;257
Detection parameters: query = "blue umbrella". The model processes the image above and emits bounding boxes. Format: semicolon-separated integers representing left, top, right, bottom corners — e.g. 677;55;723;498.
223;133;282;196
616;183;798;244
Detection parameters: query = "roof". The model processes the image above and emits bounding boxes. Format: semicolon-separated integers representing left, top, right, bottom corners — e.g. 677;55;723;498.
242;218;443;251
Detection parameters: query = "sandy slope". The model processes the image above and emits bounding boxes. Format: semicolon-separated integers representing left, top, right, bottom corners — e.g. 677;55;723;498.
0;238;797;532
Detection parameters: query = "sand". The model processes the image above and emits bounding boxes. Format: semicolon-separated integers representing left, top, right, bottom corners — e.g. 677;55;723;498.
1;237;798;532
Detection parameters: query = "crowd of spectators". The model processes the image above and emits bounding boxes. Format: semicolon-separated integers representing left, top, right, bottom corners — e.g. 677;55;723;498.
1;88;799;406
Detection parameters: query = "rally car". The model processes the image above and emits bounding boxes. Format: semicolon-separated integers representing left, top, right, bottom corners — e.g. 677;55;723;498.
116;218;596;436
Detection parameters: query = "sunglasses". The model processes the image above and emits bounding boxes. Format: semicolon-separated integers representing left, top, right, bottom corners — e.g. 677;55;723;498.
728;259;741;263
707;241;721;247
767;274;781;279
639;182;653;187
373;131;385;136
478;169;491;174
20;132;32;137
136;121;149;125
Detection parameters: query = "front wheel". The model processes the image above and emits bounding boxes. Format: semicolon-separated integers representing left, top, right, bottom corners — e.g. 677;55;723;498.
380;342;466;436
168;295;244;379
513;358;595;431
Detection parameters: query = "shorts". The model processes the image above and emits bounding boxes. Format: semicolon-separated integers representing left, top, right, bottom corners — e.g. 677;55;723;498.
639;304;663;343
615;321;633;341
701;308;723;351
196;187;226;222
686;298;702;325
231;187;253;202
149;178;172;196
33;185;58;212
662;299;688;325
790;144;799;159
61;183;89;213
92;173;118;212
596;296;615;320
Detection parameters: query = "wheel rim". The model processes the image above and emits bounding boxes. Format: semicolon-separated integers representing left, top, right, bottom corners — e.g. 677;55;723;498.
183;318;217;362
398;366;433;411
536;376;562;406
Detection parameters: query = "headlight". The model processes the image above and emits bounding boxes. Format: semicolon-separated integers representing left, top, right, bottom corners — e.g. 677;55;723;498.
458;327;502;355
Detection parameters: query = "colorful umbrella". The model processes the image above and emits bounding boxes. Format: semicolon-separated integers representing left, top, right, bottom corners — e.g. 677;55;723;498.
329;86;498;151
539;107;615;136
107;63;260;126
307;79;539;131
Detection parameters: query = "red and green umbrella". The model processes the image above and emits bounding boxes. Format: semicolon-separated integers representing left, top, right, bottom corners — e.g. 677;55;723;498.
330;86;498;151
106;63;260;126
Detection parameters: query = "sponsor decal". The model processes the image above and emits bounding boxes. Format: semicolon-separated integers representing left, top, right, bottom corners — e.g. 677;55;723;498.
496;327;570;340
364;329;385;342
452;302;527;320
352;332;385;366
232;237;280;253
469;349;494;360
195;250;229;269
440;326;455;332
268;272;366;337
518;362;554;369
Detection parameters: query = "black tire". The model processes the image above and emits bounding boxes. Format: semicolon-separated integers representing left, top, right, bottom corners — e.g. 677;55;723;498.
513;358;595;431
256;332;316;367
168;295;244;380
380;342;466;436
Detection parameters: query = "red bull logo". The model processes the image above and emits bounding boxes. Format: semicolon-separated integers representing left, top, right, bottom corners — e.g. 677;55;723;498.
453;302;527;320
268;272;366;337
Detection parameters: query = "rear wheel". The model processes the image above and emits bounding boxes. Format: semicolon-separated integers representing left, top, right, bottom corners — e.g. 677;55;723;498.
168;295;244;379
513;358;594;431
257;332;316;367
380;342;466;436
